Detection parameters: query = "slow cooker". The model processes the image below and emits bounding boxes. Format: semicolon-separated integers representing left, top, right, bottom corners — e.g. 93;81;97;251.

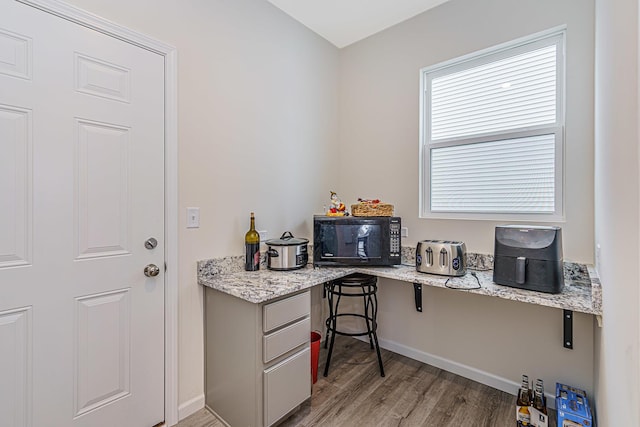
265;231;309;271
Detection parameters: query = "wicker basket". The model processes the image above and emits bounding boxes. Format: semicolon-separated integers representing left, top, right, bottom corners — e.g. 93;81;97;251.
351;202;394;217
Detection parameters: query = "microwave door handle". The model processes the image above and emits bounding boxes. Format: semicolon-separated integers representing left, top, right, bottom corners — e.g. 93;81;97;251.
516;256;527;284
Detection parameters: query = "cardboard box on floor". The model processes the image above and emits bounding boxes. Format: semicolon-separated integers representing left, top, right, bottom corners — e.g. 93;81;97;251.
556;383;594;427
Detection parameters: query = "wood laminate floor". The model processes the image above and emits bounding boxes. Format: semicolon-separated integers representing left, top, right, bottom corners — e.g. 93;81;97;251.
177;335;554;426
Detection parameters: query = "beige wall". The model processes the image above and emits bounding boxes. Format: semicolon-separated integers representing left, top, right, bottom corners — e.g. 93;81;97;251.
335;0;597;403
594;0;640;425
62;0;340;412
338;0;595;263
376;279;594;391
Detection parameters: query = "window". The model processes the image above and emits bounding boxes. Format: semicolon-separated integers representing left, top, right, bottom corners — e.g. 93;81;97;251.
419;29;565;220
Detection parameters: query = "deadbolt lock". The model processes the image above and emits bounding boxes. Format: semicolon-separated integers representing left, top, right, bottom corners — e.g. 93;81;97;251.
144;237;158;250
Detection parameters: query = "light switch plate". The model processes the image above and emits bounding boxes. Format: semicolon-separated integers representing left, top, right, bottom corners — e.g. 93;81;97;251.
186;207;200;228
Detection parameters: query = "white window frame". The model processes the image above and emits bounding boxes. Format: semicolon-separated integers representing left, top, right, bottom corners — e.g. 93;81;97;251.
419;27;566;221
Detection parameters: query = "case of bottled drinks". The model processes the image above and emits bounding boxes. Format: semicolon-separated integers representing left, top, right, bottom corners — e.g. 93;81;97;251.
556;383;593;427
516;375;548;427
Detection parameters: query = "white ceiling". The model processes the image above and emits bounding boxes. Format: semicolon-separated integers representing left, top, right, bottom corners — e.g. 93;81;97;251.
267;0;452;48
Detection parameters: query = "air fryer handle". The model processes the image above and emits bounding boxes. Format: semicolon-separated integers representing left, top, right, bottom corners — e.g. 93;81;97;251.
516;256;527;284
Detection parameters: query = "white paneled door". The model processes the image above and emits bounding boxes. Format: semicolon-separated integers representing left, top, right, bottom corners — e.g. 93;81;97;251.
0;1;165;426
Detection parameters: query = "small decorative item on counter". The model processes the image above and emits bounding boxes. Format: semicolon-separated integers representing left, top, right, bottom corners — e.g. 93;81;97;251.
556;383;593;427
326;191;348;216
351;198;394;217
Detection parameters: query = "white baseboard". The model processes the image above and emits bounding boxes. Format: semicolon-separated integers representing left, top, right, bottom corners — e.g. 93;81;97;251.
178;393;205;421
351;334;556;409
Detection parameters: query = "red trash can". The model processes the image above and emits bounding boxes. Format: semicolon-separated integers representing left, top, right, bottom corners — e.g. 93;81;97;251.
310;331;321;384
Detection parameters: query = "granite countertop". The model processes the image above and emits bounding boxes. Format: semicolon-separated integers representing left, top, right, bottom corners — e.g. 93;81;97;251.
197;250;602;316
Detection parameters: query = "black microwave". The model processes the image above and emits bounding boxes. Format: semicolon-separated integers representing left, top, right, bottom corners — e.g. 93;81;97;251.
313;216;402;267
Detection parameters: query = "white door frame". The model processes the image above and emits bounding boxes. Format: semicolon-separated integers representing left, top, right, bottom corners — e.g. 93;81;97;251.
14;0;180;425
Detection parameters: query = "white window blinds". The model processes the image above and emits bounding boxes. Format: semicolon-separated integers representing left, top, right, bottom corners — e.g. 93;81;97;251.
430;134;556;213
431;45;557;141
420;29;565;219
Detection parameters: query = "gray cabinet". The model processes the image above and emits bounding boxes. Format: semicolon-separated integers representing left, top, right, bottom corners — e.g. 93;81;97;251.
263;346;310;426
205;288;311;427
263;317;310;363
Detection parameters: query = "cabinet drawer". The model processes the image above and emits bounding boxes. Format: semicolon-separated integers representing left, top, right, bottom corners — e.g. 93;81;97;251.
263;317;310;363
263;291;310;333
263;347;311;427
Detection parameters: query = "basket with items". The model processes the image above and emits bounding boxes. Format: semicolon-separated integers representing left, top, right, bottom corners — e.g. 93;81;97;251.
351;198;394;217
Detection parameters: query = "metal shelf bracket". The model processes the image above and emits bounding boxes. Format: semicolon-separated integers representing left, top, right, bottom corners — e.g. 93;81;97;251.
413;283;422;312
563;309;573;349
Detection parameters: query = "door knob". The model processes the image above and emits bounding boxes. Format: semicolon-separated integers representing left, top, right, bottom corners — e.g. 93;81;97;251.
144;264;160;277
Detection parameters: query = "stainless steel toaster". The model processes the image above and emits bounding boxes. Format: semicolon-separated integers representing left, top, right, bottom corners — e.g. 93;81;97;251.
416;240;467;276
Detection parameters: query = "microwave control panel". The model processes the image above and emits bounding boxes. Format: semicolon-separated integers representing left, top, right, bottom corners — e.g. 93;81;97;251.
390;221;401;257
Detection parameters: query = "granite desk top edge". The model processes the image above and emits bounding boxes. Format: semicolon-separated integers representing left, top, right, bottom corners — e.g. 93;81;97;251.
197;251;602;316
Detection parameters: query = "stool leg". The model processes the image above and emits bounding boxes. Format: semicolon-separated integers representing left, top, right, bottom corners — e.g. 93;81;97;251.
324;282;333;349
362;284;374;349
323;285;341;377
372;329;385;377
370;287;385;377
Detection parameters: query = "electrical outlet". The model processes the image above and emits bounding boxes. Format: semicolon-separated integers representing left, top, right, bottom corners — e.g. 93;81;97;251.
186;207;200;228
258;230;268;241
401;227;409;238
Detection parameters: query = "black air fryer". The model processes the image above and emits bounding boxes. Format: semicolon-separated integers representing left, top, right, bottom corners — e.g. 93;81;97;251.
493;225;564;294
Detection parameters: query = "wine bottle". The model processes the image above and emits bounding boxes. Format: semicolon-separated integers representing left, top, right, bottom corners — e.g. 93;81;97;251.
245;212;260;271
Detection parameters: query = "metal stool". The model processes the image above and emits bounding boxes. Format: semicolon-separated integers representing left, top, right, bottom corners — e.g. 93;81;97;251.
323;273;385;377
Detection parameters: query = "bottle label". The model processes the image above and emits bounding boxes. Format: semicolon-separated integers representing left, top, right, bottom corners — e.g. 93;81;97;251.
516;405;531;426
245;243;260;271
